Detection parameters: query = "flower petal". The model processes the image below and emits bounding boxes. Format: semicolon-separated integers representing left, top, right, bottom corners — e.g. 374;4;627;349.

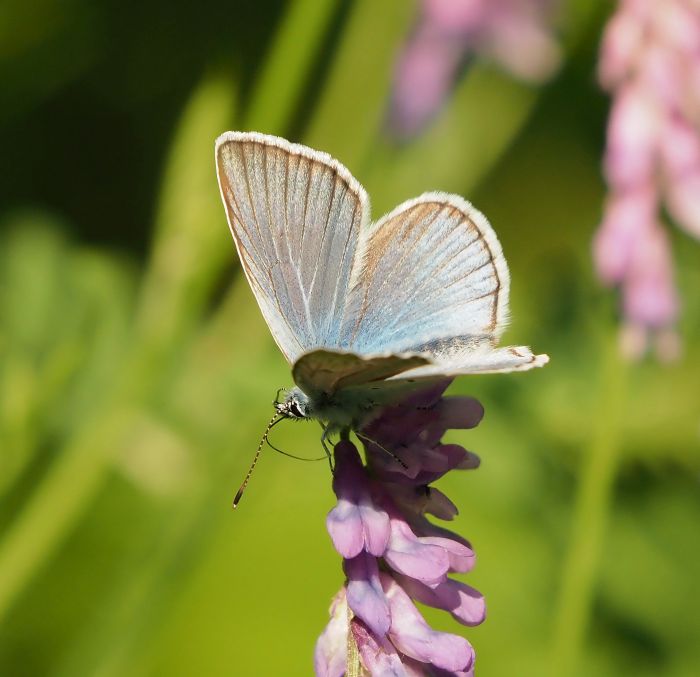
403;655;475;677
605;84;661;188
420;536;475;573
388;26;466;139
435;397;484;429
345;552;391;637
360;499;392;557
326;497;365;559
314;588;348;677
388;485;459;522
351;619;407;677
381;573;474;673
594;187;657;284
423;487;459;521
666;171;700;239
396;574;486;627
327;441;390;558
384;514;450;584
623;225;679;329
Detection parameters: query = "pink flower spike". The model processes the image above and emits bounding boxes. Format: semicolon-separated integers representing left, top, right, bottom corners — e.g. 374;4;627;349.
345;552;391;638
326;441;390;558
381;573;475;673
387;0;560;139
388;23;465;139
594;0;700;358
314;589;348;677
319;388;487;676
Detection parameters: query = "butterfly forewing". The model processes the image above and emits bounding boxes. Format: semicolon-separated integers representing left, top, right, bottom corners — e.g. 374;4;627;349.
216;132;369;363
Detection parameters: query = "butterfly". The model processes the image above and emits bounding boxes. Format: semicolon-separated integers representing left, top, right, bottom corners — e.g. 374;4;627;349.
215;131;548;438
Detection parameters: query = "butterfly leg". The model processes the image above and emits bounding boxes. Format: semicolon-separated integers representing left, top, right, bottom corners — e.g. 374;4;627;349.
355;431;408;470
319;424;335;473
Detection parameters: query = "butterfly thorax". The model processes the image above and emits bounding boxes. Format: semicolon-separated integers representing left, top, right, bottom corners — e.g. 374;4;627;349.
275;386;378;432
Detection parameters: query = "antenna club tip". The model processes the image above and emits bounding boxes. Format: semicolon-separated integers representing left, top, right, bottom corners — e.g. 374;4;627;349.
231;412;280;511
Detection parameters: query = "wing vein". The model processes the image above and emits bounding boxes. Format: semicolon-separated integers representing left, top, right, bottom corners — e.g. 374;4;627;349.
308;165;338;300
349;203;444;343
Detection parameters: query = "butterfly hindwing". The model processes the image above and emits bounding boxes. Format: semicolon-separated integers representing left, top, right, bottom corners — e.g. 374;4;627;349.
394;345;549;379
339;192;547;376
341;193;510;355
292;349;430;400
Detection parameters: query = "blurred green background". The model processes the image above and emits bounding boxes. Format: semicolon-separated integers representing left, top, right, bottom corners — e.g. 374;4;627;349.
1;1;699;675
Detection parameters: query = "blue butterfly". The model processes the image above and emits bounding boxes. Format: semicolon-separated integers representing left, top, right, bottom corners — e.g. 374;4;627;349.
216;131;548;435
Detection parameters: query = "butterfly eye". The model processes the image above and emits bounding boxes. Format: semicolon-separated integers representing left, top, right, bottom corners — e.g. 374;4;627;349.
274;394;308;419
288;400;306;419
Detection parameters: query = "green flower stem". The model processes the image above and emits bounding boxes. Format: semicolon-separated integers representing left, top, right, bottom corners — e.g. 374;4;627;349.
243;0;341;134
134;71;238;348
303;0;415;169
346;606;363;677
0;409;132;618
550;334;628;676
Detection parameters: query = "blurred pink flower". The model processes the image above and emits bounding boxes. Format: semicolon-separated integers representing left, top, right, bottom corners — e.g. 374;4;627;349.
388;0;561;137
595;0;700;361
315;382;486;676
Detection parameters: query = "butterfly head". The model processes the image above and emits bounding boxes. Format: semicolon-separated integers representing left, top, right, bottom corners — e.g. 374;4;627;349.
274;387;311;420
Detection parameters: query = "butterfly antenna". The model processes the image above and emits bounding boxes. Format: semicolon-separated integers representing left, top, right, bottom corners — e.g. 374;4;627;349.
233;413;281;509
265;436;326;462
